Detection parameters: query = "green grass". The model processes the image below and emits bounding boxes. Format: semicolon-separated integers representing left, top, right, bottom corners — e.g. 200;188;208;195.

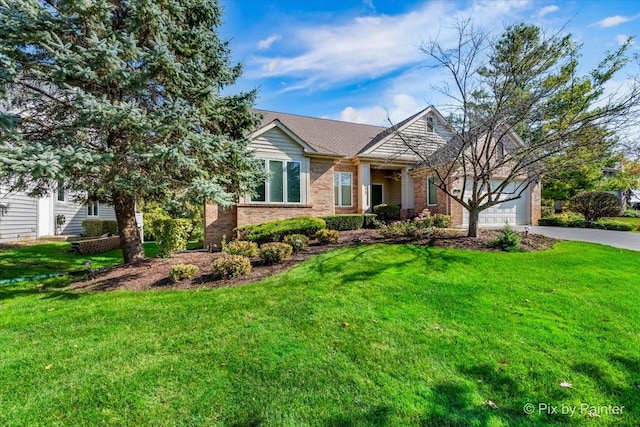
1;242;639;426
0;242;159;281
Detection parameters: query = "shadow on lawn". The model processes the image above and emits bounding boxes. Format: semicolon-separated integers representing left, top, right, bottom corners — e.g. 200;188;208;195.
310;245;472;287
0;278;81;301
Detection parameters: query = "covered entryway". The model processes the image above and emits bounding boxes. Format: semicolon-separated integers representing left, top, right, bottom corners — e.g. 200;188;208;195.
462;180;530;226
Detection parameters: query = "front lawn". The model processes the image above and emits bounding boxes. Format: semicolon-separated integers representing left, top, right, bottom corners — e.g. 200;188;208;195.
0;242;160;281
1;242;638;426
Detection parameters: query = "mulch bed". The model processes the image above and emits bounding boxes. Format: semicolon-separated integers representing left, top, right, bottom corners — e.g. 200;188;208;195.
67;229;557;293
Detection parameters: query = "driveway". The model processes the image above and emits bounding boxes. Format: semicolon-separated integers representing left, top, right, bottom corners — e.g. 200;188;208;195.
521;226;640;252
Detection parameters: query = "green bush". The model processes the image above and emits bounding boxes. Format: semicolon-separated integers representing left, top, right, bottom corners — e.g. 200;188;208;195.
211;254;252;279
378;220;433;239
223;240;258;258
538;217;568;226
142;207;171;241
153;218;193;257
541;206;555;218
595;220;633;231
432;214;452;228
568;191;621;221
321;214;365;231
82;219;118;237
283;234;309;253
315;229;339;244
259;242;293;265
363;213;377;228
621;209;640;218
487;224;521;252
373;204;401;222
168;264;199;282
236;217;326;244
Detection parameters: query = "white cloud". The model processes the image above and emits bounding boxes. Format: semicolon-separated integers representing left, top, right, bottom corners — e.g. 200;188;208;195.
340;94;422;125
537;5;559;18
257;34;281;50
247;0;531;90
594;13;640;28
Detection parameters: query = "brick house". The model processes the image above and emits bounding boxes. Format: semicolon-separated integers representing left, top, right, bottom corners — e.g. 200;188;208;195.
205;106;541;247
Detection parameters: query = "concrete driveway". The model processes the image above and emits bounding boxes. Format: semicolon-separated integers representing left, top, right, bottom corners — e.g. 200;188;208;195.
520;226;640;252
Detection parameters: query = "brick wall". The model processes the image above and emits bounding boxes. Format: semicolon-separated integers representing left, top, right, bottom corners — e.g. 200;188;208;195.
71;236;121;255
530;182;542;225
204;160;339;249
204;204;237;250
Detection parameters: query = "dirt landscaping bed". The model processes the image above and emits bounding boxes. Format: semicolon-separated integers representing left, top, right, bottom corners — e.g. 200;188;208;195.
68;229;557;292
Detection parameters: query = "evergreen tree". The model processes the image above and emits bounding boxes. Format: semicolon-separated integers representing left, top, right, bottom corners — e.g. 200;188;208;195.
0;0;262;262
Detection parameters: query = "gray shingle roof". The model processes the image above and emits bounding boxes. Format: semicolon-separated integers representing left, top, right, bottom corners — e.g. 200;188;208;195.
255;109;387;158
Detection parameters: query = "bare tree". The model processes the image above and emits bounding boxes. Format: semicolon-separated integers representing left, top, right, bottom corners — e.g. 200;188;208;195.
393;21;640;236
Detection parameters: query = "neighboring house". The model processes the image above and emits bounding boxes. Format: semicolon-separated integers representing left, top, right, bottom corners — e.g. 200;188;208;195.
0;183;143;243
204;106;542;247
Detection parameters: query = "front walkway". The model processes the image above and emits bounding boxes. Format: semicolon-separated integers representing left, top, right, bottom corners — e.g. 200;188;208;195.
520;226;640;252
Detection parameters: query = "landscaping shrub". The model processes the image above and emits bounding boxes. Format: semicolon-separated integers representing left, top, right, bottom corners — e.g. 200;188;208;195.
82;219;118;237
378;220;433;239
142;207;171;241
259;242;293;265
283;234;309;252
432;214;452;228
621;209;640;218
222;240;258;258
568;191;621;221
538;217;568;226
487;224;521;252
153;218;193;257
321;214;365;231
315;229;339;244
168;264;199;282
373;204;401;222
412;210;433;228
363;213;377;228
211;254;252;279
597;220;633;231
236;217;326;244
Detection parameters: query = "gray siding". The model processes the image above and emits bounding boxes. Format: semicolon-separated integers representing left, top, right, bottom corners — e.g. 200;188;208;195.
369;114;453;160
54;195;117;235
250;128;306;159
0;186;38;242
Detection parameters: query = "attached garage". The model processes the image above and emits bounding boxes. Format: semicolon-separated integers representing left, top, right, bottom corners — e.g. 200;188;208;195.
462;180;530;226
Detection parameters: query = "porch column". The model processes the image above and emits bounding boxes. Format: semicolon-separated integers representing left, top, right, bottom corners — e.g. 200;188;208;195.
358;162;371;212
401;167;414;210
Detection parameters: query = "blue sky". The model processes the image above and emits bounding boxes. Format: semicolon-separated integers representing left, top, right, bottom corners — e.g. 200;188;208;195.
220;0;640;126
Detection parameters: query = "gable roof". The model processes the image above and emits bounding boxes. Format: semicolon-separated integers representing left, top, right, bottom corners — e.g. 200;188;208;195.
358;105;451;156
255;110;386;158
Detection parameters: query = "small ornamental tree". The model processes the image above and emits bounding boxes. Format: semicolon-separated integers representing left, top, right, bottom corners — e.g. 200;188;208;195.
568;192;621;221
0;0;263;263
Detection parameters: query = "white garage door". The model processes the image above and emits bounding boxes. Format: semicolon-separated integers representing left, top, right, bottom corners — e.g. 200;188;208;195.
462;181;529;226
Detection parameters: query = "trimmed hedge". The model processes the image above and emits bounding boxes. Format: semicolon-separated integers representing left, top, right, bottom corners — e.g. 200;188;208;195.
283;234;309;252
315;229;339;244
169;264;199;282
236;217;326;244
223;240;258;258
259;242;293;265
538;216;633;231
321;214;379;230
82;219;118;237
373;204;401;221
211;254;252;279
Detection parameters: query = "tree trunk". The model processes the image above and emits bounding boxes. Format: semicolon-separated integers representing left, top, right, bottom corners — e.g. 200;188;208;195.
113;190;145;263
467;208;479;238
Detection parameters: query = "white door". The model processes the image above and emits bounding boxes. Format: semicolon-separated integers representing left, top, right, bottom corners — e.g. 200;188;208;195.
37;195;54;236
462;180;529;226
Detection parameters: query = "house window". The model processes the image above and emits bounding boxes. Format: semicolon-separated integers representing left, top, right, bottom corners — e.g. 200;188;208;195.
57;181;65;202
251;159;301;204
87;201;99;217
425;116;434;133
427;177;438;206
334;172;352;207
